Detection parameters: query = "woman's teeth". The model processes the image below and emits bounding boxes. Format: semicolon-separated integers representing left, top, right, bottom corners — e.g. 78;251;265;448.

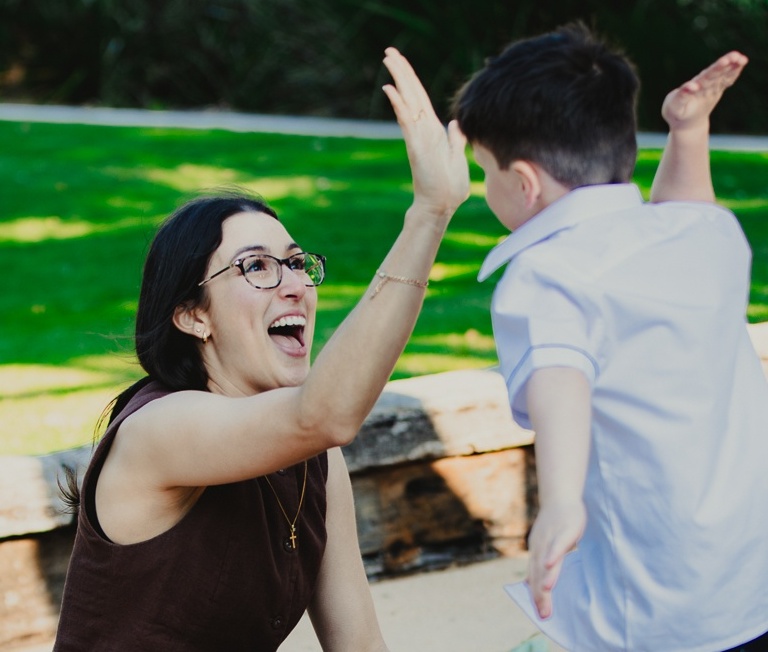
269;315;306;329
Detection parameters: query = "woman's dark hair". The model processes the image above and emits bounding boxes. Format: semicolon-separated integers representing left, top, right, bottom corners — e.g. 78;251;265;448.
60;190;278;512
133;191;278;396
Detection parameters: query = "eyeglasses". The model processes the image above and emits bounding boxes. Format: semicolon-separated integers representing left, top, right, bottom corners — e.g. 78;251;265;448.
198;252;326;289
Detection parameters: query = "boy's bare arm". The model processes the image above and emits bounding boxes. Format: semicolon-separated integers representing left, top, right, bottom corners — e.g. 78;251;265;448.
650;51;748;204
525;367;591;620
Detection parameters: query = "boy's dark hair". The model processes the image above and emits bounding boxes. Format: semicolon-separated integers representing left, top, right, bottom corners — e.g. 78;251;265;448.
452;22;639;187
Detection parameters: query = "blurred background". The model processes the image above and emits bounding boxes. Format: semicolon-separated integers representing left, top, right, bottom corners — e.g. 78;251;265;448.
1;0;766;133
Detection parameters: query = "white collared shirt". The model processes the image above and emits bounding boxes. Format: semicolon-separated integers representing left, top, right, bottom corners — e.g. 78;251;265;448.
481;184;768;651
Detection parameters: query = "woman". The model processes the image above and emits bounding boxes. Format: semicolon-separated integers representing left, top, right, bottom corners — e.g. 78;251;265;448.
53;48;469;651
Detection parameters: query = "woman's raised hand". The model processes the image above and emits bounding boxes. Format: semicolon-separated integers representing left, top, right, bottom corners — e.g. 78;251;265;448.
382;48;469;223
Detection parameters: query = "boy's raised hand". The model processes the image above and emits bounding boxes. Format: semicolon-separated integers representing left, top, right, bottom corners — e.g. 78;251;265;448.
661;51;748;134
382;48;469;221
651;50;747;204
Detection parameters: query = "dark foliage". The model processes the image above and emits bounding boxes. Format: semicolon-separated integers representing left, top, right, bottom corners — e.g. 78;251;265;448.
0;0;765;132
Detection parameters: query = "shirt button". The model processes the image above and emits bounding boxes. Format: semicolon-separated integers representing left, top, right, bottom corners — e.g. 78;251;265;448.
283;537;296;553
270;616;284;629
277;468;287;475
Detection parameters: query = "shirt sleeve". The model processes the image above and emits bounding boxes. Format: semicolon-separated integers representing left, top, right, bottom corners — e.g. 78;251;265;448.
491;262;603;429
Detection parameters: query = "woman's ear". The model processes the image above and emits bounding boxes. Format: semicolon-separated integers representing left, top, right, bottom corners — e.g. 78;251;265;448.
173;303;209;342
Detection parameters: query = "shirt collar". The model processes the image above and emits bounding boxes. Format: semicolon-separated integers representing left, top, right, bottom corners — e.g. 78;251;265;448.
478;183;644;281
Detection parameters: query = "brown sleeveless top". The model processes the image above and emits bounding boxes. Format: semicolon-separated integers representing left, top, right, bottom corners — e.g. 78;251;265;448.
54;381;328;651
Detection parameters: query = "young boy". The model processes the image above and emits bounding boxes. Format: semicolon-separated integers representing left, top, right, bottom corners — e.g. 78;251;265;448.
445;23;767;652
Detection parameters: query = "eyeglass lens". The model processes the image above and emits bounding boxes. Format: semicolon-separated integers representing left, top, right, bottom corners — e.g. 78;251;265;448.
242;253;324;289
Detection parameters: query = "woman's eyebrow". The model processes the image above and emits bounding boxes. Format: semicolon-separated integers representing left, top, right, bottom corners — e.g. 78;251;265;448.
231;242;301;260
231;244;267;259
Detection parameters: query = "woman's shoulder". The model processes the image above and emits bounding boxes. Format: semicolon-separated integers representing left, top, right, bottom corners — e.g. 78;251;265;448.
116;381;204;426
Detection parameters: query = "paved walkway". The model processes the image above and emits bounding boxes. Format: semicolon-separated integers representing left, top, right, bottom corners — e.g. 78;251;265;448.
1;102;766;151
280;555;564;652
9;555;567;652
0;103;403;139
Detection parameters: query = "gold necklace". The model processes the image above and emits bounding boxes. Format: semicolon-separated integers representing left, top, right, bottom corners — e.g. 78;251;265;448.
263;461;308;549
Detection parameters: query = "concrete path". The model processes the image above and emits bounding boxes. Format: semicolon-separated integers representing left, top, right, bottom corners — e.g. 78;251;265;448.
280;554;562;652
1;102;766;151
283;554;563;652
0;103;403;139
9;554;568;652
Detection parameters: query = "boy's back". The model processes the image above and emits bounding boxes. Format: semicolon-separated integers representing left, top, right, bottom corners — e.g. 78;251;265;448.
446;21;768;650
480;183;768;650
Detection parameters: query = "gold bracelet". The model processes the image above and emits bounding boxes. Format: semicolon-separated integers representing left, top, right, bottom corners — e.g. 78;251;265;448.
371;269;429;299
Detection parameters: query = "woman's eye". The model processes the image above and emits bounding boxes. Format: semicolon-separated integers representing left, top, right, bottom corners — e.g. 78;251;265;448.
288;255;306;271
244;258;268;273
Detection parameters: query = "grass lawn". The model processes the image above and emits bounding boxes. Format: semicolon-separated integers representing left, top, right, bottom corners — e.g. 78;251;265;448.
1;120;766;456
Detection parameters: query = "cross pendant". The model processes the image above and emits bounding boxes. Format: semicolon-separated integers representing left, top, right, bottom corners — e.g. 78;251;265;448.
289;526;297;549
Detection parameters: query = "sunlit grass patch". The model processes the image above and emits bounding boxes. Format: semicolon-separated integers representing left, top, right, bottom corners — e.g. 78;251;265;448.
2;386;114;455
0;214;151;243
393;352;498;379
1;120;766;455
0;356;141;455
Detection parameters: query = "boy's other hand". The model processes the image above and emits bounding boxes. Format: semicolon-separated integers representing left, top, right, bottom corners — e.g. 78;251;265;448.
525;366;591;619
526;500;586;620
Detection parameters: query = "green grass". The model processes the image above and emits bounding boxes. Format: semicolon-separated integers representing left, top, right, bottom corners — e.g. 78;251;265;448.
1;120;766;456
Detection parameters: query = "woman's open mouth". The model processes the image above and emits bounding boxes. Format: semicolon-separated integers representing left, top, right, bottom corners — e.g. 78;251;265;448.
268;315;307;353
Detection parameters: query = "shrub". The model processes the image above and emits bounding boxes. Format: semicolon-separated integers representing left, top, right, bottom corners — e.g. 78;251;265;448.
0;0;766;132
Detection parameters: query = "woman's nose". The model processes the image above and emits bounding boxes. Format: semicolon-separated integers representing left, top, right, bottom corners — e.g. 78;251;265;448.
277;263;307;297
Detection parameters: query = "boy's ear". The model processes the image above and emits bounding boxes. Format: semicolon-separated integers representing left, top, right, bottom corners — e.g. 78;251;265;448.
173;303;208;340
510;160;543;209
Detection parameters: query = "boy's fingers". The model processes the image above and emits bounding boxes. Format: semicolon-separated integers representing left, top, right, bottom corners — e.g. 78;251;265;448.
533;550;566;618
694;51;748;92
527;570;548;618
527;551;554;618
719;50;748;69
534;588;553;619
542;556;564;592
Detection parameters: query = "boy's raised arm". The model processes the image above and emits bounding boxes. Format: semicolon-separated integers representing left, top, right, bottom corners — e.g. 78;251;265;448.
650;51;748;204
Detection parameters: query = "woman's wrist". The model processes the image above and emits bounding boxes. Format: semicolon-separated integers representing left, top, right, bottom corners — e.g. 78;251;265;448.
403;202;453;237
